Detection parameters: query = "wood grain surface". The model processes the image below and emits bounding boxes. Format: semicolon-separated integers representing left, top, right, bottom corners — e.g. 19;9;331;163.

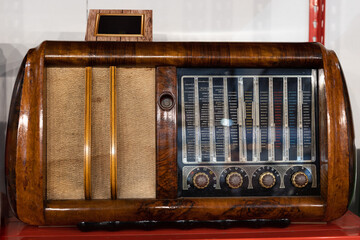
45;197;325;225
43;41;323;68
5;55;27;217
318;46;355;221
14;44;46;225
156;67;178;199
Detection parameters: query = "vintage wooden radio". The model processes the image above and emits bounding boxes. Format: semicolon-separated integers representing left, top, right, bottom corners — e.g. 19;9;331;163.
5;41;355;226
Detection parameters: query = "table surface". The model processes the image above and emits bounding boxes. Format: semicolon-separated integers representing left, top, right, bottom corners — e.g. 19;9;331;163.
1;211;360;240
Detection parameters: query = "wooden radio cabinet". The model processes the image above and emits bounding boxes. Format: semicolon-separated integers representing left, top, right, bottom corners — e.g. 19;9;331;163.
5;41;355;225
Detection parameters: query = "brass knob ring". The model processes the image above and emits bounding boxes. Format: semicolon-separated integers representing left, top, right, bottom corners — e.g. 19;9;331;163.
193;172;210;189
291;172;309;188
259;172;276;189
226;172;243;189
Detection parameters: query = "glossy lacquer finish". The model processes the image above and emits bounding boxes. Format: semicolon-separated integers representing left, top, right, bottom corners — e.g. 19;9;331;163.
5;41;355;225
156;66;178;199
318;49;355;221
5;55;27;218
6;44;46;225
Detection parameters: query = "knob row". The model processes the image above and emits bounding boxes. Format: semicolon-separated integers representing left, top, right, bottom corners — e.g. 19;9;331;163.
192;170;309;189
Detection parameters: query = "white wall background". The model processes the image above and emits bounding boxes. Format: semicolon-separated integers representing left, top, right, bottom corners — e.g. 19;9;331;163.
0;0;359;211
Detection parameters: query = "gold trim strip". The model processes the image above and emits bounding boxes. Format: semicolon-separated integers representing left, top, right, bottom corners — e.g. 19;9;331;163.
84;67;92;200
110;66;117;199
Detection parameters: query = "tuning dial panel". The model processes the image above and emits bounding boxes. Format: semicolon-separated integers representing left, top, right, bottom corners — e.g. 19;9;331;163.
178;68;320;197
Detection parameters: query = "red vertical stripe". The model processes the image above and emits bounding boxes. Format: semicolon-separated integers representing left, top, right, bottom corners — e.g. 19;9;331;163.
309;0;326;45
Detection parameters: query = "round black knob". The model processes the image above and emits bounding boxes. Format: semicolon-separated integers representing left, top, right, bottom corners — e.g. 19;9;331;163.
259;172;276;189
291;172;309;188
226;172;243;189
193;172;210;189
159;92;175;111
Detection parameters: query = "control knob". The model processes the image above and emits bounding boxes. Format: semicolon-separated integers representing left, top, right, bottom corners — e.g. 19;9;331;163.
291;172;309;188
259;172;276;189
226;172;243;189
193;172;210;189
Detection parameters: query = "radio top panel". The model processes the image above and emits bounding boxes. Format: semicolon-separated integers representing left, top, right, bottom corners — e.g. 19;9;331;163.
5;41;355;225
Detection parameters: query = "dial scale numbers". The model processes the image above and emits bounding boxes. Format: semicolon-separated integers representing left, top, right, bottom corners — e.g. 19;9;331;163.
180;73;316;164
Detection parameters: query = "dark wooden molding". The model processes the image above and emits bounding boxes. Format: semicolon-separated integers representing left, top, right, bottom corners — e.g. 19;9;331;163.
45;197;325;225
156;67;178;199
318;46;354;221
341;67;356;203
15;44;46;225
43;41;323;68
5;54;27;217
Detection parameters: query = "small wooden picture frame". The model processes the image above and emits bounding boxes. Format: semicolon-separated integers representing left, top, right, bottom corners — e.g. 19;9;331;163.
86;10;152;42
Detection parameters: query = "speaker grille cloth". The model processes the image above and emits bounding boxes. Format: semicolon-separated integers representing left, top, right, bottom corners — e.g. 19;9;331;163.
46;67;155;200
47;68;85;200
117;68;156;198
92;68;111;199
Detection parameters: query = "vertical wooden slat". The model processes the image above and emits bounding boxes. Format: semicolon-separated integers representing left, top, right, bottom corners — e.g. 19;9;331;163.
110;66;117;199
156;66;178;199
84;67;92;200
